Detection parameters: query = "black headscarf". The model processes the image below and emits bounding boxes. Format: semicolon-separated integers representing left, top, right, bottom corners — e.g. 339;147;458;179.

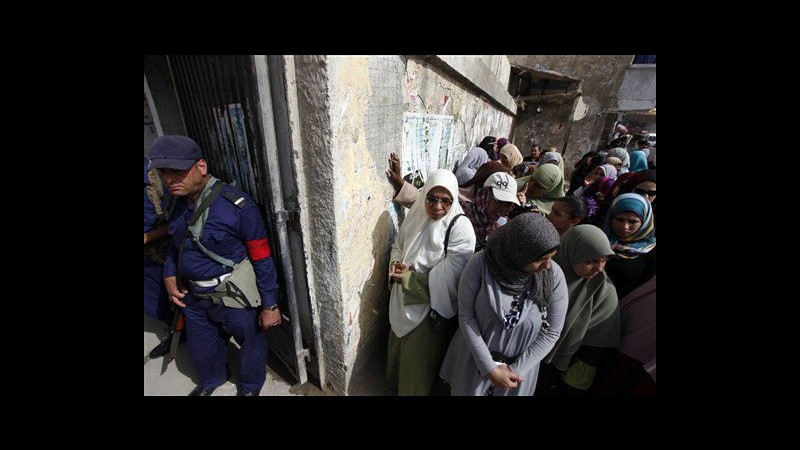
478;136;496;159
484;213;561;304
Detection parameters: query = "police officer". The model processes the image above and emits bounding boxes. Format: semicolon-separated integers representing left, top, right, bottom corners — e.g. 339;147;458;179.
149;135;280;396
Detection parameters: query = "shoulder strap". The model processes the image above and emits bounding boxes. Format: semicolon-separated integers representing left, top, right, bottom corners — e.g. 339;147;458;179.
188;181;224;227
444;213;467;256
222;190;248;209
178;182;236;272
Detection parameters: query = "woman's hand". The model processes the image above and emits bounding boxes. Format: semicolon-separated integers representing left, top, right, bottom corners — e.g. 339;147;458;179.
488;364;525;390
386;152;404;195
517;183;528;206
389;261;410;284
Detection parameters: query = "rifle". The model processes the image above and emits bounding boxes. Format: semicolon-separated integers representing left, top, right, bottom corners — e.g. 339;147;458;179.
160;305;185;375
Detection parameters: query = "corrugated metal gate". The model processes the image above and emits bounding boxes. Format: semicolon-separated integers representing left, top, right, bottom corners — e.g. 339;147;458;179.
166;55;303;383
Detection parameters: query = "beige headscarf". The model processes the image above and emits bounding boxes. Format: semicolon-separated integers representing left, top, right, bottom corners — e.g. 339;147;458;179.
499;144;524;170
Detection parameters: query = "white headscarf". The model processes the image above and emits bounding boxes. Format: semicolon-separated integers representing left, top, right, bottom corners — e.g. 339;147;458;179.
389;169;476;337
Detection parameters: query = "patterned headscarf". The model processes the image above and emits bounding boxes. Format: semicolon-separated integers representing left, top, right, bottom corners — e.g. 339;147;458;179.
484;213;561;301
460;186;495;251
603;193;656;258
144;156;151;185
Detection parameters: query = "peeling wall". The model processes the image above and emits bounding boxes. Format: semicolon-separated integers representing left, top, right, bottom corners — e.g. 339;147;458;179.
406;56;514;155
507;55;633;181
294;55;514;395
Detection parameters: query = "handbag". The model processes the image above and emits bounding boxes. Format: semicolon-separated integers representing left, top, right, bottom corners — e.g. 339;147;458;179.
428;213;467;334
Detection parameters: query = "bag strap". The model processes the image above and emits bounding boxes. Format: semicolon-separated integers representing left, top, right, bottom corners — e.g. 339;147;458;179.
444;213;467;256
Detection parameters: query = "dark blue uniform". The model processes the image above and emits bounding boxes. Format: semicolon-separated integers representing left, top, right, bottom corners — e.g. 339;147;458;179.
164;181;278;393
143;157;171;323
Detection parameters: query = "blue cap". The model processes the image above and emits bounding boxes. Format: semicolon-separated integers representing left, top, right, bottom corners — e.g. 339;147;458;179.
148;135;203;170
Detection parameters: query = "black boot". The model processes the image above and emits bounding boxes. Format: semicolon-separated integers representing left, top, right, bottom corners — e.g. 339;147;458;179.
148;334;173;359
188;385;217;396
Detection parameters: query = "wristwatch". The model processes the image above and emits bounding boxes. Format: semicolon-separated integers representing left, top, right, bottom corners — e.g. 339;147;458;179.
265;304;279;311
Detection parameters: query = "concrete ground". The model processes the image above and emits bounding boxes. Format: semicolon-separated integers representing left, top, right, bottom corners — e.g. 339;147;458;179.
144;314;325;396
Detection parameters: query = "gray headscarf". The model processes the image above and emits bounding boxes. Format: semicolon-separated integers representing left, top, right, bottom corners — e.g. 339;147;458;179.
607;147;630;173
484;213;561;303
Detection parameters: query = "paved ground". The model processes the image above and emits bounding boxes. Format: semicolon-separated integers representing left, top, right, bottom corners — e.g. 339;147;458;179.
144;314;325;396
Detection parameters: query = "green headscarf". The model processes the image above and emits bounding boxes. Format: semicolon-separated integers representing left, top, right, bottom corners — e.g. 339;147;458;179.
546;225;620;370
515;164;565;215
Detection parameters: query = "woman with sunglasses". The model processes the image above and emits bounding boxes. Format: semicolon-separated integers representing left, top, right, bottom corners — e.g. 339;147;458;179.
439;213;568;396
606;170;656;225
387;153;519;252
387;169;477;395
602;193;656;300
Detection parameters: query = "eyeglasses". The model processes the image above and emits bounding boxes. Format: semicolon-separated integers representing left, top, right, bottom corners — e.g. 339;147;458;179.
634;187;657;197
425;195;454;205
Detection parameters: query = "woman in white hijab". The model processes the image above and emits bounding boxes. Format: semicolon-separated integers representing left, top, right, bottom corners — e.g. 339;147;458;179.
387;169;477;395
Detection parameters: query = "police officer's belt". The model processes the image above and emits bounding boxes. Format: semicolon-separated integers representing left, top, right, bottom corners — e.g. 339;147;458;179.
189;273;232;288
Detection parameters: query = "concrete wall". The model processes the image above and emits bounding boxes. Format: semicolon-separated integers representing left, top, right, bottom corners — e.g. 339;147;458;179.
327;55;407;395
507;55;632;181
619;65;657;111
289;55;514;395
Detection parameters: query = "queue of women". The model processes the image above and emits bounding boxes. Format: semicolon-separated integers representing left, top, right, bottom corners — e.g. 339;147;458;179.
384;135;656;395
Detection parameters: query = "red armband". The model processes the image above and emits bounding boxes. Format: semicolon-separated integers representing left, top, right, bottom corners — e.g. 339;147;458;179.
246;238;271;261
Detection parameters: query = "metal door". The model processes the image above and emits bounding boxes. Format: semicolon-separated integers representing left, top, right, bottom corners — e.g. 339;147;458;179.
166;54;306;383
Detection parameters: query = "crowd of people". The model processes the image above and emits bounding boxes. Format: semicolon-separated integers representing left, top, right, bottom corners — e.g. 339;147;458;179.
387;134;656;395
145;131;655;396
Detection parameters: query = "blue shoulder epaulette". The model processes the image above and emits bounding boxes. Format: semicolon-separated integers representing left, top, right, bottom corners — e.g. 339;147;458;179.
222;190;248;209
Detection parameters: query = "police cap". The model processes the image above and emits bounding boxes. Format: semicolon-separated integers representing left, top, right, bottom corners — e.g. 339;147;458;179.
148;135;203;170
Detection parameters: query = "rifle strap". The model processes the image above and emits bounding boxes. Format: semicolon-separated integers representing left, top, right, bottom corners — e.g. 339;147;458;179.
178;180;228;275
